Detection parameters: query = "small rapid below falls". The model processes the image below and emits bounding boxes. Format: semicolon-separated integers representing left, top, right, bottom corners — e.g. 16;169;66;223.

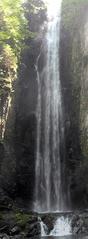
50;217;71;236
40;216;72;237
34;0;64;212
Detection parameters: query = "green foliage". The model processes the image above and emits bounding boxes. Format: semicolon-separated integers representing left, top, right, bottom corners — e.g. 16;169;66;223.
0;0;28;54
15;212;31;227
0;45;17;72
0;45;16;112
0;0;43;139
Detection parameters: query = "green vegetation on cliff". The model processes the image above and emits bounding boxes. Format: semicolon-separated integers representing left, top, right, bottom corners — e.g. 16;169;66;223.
0;0;45;139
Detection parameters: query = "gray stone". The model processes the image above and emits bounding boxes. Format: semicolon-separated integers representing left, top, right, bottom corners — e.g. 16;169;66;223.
10;226;20;235
2;234;10;239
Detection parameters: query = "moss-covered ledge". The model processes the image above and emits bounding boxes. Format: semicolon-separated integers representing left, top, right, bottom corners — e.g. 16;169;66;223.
0;207;41;238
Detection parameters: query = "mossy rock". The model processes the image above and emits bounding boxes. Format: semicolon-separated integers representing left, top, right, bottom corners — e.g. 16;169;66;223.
14;212;37;229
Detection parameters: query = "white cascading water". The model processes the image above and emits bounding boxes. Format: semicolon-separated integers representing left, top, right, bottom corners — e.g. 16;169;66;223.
35;0;64;211
39;218;48;236
40;216;71;237
50;216;71;236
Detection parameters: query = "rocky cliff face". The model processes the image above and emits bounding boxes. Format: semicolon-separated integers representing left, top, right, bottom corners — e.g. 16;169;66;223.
0;8;46;208
60;0;88;208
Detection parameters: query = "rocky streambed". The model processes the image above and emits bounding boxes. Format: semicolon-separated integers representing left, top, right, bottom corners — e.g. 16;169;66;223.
0;208;88;238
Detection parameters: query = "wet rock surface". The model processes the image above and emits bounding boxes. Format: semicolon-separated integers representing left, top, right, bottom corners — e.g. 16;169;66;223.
41;214;56;233
0;209;41;239
71;212;88;235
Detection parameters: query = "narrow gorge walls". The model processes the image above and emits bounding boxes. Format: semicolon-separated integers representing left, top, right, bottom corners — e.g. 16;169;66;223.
1;0;88;210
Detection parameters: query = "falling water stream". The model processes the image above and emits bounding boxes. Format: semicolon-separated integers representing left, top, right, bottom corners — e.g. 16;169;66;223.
33;0;87;237
35;0;64;212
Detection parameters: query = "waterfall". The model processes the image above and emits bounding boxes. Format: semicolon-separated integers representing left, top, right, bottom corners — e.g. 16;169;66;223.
50;216;71;236
40;216;71;237
39;217;48;236
35;0;64;212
